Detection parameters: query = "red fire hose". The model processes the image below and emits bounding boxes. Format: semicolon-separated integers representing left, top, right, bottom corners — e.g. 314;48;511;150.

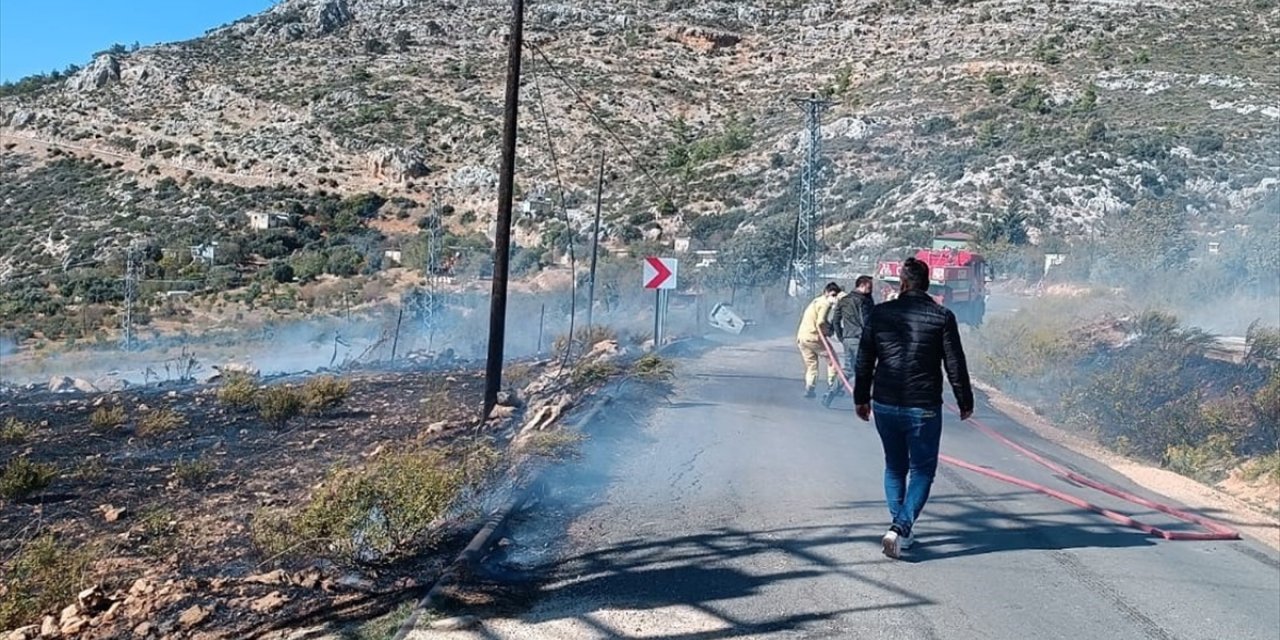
818;334;1240;541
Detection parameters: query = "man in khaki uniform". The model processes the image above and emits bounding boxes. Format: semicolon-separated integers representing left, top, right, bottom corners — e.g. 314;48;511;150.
796;282;843;398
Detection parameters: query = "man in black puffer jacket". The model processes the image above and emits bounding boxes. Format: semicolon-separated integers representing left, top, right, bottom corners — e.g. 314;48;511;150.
853;257;974;559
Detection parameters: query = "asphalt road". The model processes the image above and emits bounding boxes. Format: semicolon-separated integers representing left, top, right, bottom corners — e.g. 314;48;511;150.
410;336;1280;640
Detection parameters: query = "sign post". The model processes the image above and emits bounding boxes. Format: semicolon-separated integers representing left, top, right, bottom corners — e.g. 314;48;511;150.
643;257;678;348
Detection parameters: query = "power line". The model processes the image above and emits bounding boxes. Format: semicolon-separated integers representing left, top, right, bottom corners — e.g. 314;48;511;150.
525;42;675;208
528;51;580;367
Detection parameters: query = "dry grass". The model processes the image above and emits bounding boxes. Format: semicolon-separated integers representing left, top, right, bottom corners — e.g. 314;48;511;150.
0;533;92;629
520;429;584;460
251;442;501;565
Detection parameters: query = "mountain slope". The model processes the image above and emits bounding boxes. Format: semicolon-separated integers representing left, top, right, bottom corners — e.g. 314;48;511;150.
1;0;1276;283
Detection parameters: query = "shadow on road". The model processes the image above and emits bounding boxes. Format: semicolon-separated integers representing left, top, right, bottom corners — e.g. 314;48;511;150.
473;522;934;639
830;494;1158;563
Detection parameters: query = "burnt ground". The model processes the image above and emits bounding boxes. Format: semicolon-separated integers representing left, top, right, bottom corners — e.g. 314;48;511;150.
0;363;526;639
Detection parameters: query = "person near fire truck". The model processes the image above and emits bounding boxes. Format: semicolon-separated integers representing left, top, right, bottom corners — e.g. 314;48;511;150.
796;282;842;399
823;275;875;407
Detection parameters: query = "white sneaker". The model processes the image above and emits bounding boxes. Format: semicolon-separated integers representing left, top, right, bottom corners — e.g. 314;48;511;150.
881;529;901;559
881;528;914;559
900;531;915;550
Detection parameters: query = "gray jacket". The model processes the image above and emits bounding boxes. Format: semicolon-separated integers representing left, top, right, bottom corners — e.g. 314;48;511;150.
830;291;874;343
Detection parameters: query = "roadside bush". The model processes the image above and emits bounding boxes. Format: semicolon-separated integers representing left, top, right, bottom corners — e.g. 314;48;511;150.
520;429;584;459
1245;321;1280;366
0;456;57;501
555;325;619;357
251;449;473;564
631;354;676;384
1164;434;1237;483
258;386;303;427
571;360;621;388
90;405;127;430
217;372;259;410
0;533;92;629
973;297;1277;483
137;407;186;437
1242;452;1280;485
300;375;351;415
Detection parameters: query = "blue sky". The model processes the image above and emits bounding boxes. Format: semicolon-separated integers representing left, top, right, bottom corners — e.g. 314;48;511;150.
0;0;274;82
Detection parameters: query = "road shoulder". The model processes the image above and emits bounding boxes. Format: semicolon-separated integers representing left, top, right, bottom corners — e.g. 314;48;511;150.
974;379;1280;550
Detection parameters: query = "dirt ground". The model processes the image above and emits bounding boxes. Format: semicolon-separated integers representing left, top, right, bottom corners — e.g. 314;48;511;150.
0;364;502;639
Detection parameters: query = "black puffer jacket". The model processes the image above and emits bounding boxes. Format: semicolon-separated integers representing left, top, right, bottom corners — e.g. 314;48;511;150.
853;290;974;412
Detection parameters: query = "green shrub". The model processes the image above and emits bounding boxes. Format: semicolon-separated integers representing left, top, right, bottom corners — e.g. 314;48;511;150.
173;456;216;486
0;457;57;501
90;405;127;430
300;375;351;416
136;407;186;437
251;450;473;563
1;417;34;444
572;360;621;388
217;372;259;409
631;354;675;383
0;533;92;629
1164;434;1236;483
258;386;303;427
1242;452;1280;485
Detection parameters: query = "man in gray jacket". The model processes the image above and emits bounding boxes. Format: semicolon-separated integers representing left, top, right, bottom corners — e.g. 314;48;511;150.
823;275;874;407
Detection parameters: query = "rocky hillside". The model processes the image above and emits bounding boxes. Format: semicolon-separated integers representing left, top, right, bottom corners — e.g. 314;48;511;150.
1;0;1277;282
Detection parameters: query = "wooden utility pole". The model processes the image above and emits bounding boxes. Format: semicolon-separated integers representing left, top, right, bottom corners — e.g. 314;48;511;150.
482;0;526;421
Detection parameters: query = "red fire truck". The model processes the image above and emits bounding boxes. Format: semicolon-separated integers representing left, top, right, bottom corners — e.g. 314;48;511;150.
874;232;990;326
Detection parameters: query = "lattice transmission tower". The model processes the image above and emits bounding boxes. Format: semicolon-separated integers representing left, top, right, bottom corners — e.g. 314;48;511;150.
789;94;832;299
121;241;141;351
422;198;444;350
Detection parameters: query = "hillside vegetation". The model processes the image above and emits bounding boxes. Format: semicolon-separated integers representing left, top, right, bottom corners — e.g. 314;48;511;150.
0;0;1276;341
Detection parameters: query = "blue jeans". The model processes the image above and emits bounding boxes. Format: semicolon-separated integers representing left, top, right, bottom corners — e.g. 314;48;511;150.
872;401;943;536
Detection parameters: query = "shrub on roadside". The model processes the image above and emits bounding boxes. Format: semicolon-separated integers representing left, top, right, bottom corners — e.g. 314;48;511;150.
1242;452;1280;485
971;299;1277;484
571;360;621;388
251;448;485;564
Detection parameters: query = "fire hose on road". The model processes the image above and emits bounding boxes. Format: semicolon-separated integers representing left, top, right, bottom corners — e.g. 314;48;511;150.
817;334;1240;541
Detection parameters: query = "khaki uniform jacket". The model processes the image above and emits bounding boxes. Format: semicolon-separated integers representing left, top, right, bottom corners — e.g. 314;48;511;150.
796;294;834;341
